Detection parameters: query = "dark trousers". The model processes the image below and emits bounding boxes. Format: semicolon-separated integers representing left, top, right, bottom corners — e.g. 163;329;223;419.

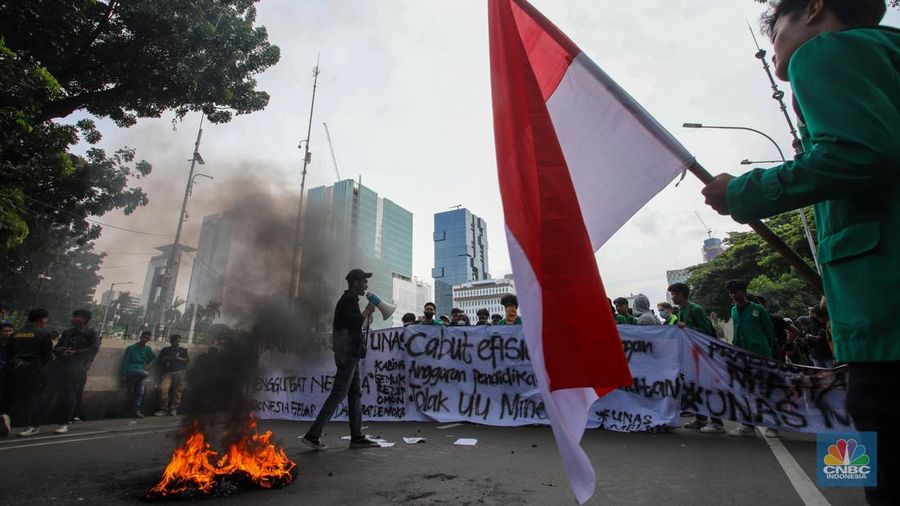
39;365;85;425
1;362;48;427
847;362;900;506
307;355;363;440
125;369;150;413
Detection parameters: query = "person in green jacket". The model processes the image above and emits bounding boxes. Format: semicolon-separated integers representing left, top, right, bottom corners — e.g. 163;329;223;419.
701;2;897;499
726;280;776;438
121;331;155;418
613;297;638;325
498;295;522;325
656;302;679;326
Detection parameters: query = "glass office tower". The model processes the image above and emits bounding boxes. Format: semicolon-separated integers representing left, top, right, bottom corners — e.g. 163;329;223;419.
432;208;489;316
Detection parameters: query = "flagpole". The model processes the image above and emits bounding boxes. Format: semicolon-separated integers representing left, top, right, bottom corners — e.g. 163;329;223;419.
687;160;823;296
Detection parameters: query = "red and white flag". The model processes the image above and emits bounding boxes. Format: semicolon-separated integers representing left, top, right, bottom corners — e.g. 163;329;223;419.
488;0;695;503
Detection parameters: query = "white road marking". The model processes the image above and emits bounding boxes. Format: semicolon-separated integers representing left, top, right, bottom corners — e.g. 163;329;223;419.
436;423;464;430
0;427;175;452
758;427;830;506
0;430;107;444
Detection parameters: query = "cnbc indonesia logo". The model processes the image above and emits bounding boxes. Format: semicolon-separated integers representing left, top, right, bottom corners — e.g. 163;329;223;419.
822;438;871;481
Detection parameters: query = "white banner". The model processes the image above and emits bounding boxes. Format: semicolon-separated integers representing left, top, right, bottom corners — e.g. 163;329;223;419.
252;325;851;433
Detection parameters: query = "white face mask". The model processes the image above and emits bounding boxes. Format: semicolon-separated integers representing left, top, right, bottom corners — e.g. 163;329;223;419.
659;310;669;319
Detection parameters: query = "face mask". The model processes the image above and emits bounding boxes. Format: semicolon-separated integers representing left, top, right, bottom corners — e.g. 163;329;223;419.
659;310;669;319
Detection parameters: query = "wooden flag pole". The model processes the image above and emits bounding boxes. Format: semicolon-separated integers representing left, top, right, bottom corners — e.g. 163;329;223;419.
688;160;824;296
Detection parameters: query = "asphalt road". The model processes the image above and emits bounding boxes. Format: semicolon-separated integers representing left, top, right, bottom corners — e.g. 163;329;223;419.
0;417;866;505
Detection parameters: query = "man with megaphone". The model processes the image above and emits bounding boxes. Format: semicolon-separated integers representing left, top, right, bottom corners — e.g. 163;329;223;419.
300;268;380;450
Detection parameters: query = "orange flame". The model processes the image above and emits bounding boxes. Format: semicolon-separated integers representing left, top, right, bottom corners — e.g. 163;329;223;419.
150;414;296;496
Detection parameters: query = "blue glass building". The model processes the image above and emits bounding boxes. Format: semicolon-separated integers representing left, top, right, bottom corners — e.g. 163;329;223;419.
299;180;413;330
432;209;489;316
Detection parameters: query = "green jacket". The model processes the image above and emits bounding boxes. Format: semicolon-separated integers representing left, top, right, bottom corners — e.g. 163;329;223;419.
499;316;522;325
726;27;900;363
615;314;638;325
731;302;774;358
661;314;679;326
678;303;716;337
121;343;155;376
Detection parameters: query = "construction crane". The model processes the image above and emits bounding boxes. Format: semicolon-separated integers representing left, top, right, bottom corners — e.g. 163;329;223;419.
694;211;715;239
323;122;341;181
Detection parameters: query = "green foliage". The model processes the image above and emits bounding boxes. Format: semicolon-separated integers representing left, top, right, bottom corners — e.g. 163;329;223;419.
0;0;280;126
688;209;820;319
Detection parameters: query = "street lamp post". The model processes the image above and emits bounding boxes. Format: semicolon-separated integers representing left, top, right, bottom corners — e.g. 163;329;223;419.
682;123;821;274
100;281;132;337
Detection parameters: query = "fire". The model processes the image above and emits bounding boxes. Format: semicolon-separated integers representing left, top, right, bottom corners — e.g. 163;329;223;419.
149;414;296;497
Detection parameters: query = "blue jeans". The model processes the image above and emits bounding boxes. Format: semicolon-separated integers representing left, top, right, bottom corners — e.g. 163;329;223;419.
307;355;363;439
125;369;149;413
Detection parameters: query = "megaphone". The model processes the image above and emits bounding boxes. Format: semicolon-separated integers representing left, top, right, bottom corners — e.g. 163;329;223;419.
366;292;397;321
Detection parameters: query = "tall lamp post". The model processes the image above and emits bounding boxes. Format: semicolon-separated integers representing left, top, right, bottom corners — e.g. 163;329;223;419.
682;123;821;274
100;281;132;337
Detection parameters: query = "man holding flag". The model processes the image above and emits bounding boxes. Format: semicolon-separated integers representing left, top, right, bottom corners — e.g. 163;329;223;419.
702;1;898;502
489;0;696;502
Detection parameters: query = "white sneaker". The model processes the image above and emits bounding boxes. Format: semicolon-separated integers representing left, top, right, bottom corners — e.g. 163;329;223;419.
153;410;168;417
729;424;756;437
700;423;725;434
18;426;40;437
54;424;69;434
764;428;779;438
683;417;705;429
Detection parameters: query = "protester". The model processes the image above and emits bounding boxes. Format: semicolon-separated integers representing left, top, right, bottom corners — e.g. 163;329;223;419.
301;269;379;450
783;318;811;366
631;294;660;325
401;313;417;327
702;1;897;499
757;296;788;363
499;295;521;325
450;308;471;326
475;309;491;325
154;334;189;416
806;305;834;368
417;302;443;326
121;331;156;418
0;322;12;437
613;297;638;324
439;315;451;325
726;280;776;438
61;309;99;424
667;283;723;433
490;314;502;325
4;309;53;437
657;302;679;325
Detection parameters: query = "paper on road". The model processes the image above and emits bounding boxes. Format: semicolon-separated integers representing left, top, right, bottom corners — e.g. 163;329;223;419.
453;438;478;446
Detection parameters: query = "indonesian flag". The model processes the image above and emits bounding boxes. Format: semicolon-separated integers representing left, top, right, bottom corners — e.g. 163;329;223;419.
488;0;695;503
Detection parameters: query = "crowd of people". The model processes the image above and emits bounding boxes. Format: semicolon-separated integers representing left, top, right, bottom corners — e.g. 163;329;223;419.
0;307;194;437
399;294;522;328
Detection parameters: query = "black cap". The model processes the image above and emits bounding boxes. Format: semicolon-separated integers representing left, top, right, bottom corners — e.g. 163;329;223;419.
345;268;373;282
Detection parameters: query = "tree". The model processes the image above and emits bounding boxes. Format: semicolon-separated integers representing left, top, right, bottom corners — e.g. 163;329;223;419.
688;210;819;320
0;0;280;247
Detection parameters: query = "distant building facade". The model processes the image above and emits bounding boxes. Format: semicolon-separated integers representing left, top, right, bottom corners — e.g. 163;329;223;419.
432;208;489;316
391;274;431;327
452;275;515;319
299;179;413;330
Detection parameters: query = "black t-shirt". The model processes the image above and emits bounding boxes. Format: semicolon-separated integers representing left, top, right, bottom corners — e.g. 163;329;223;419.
54;326;100;369
9;325;54;367
333;290;364;358
158;345;190;373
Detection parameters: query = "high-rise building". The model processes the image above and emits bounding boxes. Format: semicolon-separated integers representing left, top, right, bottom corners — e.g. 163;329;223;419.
702;237;724;262
391;274;431;327
432;208;489;316
452;275;515;319
298;179;413;330
186;206;293;327
140;244;195;314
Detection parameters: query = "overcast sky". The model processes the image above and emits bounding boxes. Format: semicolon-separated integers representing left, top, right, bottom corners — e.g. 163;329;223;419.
82;1;900;310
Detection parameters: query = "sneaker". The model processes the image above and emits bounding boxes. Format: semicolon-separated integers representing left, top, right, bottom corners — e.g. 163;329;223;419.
683;417;705;430
72;417;83;424
764;428;779;438
0;414;10;437
154;410;168;417
54;424;69;434
300;434;327;451
133;411;145;419
729;424;756;437
168;409;177;416
349;436;381;448
700;423;725;434
18;426;40;437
